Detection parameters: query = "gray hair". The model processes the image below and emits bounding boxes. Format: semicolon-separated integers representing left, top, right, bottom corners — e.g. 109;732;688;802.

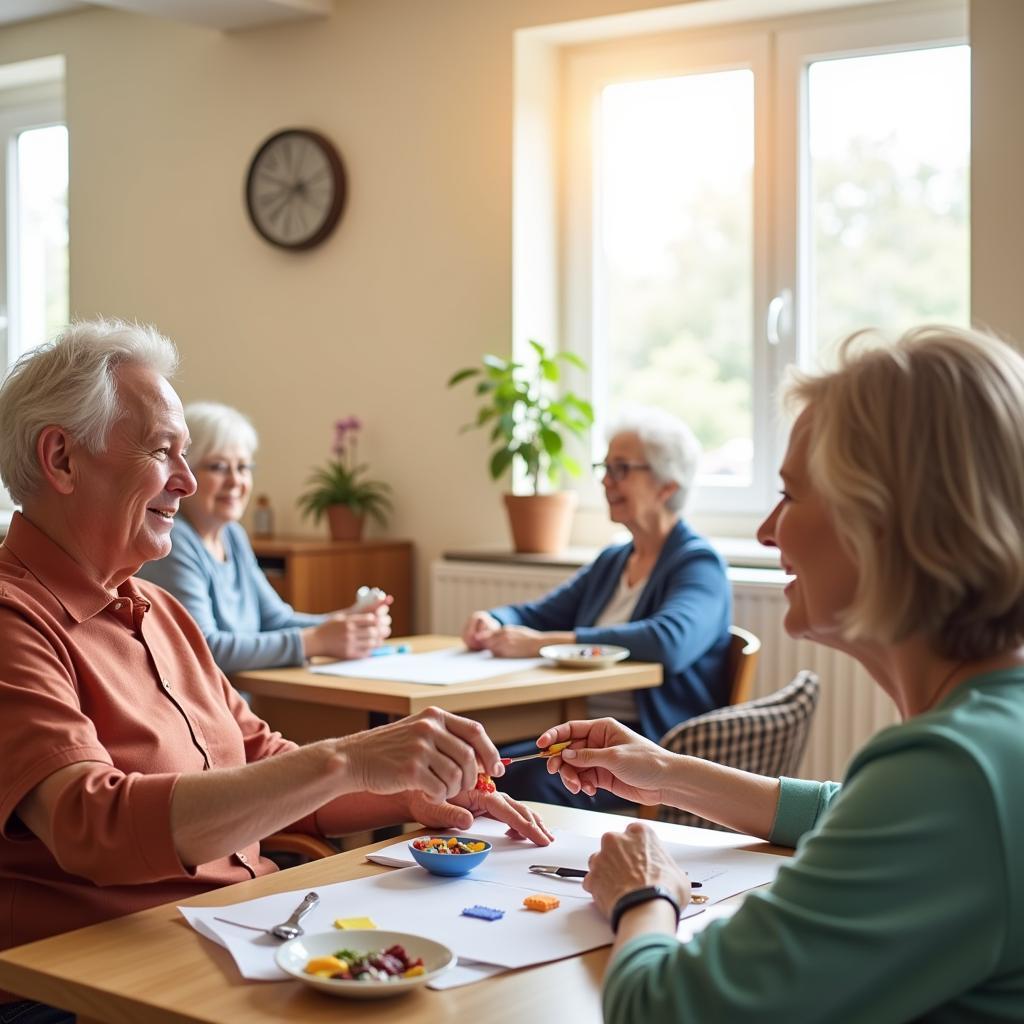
183;402;259;467
607;406;702;513
0;319;178;504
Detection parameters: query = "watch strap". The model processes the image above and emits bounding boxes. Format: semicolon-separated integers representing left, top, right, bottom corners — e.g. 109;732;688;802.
609;885;681;933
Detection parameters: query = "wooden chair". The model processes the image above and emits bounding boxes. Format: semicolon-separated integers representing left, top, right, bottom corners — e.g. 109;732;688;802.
261;832;337;862
726;624;761;705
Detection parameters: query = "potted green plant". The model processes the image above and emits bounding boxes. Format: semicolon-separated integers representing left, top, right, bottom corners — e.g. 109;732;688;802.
448;340;594;553
297;416;393;542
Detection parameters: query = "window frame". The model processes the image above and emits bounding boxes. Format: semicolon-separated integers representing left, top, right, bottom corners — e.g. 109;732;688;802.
555;0;968;534
0;70;66;512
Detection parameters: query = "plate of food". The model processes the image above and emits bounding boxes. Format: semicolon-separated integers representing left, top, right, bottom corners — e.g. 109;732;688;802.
539;643;630;668
276;929;455;998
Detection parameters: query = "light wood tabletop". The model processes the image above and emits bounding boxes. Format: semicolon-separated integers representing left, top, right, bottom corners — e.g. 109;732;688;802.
236;635;663;746
0;804;785;1024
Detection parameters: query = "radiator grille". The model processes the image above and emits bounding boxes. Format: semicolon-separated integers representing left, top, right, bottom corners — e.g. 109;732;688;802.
430;560;900;781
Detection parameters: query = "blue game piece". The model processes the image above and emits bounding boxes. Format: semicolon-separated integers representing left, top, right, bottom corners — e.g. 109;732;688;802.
461;905;504;921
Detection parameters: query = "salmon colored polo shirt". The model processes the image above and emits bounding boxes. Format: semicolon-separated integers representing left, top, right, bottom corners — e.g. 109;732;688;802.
0;511;319;961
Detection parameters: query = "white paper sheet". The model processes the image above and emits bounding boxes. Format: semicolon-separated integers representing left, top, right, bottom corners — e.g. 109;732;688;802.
180;819;782;984
181;867;614;980
368;821;788;907
309;647;546;685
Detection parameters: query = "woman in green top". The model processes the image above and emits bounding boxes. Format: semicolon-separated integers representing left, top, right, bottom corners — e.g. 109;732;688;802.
537;324;1024;1022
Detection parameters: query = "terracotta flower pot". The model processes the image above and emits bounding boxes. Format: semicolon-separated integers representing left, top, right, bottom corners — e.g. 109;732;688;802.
326;505;365;542
502;491;578;554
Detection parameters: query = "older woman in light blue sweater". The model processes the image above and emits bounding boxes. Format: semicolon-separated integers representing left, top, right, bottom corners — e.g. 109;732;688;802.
139;403;391;674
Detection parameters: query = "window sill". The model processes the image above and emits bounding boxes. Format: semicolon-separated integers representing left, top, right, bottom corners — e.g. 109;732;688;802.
443;534;781;574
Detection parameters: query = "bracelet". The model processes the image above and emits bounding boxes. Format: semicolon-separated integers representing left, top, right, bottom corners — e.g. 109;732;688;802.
609;885;682;934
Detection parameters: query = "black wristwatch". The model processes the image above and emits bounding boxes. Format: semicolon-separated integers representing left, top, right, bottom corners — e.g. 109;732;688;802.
609;885;682;933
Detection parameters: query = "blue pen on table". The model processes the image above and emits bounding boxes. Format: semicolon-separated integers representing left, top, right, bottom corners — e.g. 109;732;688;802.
370;644;411;657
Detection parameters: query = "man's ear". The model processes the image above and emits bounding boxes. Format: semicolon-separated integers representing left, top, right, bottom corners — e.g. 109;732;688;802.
36;425;77;496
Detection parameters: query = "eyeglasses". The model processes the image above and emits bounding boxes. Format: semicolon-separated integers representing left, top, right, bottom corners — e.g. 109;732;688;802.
197;460;255;477
593;461;652;483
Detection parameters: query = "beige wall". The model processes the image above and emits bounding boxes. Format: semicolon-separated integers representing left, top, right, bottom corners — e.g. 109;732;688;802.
0;0;1019;628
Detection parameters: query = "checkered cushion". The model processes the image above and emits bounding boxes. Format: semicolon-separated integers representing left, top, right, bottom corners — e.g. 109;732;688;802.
656;671;820;830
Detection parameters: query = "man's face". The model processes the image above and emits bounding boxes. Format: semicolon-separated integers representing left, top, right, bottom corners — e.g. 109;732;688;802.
68;363;195;586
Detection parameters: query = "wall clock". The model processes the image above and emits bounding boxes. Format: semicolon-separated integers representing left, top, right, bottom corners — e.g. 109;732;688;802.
245;128;347;251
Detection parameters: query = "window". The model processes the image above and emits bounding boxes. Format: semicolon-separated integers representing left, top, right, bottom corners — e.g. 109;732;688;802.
553;2;969;524
0;55;67;511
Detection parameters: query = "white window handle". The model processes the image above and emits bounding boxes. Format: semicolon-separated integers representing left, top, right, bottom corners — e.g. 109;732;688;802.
766;289;792;346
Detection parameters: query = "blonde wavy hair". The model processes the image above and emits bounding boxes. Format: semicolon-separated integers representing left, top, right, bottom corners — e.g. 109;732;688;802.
786;324;1024;660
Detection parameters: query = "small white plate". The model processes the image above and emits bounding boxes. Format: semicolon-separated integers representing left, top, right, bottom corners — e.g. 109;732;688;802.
275;929;455;999
540;643;630;668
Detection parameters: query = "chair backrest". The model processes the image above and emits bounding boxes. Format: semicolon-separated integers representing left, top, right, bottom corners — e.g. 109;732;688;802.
655;670;821;830
726;624;762;705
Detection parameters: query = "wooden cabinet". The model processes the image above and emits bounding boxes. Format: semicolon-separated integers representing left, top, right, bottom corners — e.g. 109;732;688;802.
250;536;414;636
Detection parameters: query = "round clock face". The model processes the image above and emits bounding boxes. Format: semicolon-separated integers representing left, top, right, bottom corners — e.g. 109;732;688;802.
245;129;346;250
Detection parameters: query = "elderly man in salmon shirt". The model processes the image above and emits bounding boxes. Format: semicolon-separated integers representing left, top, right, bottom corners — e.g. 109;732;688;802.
0;320;552;1024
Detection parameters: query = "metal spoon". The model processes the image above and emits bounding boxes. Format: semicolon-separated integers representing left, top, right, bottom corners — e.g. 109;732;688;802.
214;891;320;940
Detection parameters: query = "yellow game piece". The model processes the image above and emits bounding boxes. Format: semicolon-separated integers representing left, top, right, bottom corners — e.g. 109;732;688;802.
523;893;560;912
333;916;378;930
543;742;570;757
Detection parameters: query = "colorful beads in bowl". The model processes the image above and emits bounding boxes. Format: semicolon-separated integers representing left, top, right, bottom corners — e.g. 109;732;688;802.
408;836;492;876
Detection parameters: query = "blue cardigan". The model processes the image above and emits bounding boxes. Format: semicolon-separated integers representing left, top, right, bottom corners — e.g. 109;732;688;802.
137;518;325;675
490;520;732;741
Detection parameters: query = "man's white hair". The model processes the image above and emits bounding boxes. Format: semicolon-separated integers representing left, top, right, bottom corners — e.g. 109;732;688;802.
0;319;178;504
607;405;702;513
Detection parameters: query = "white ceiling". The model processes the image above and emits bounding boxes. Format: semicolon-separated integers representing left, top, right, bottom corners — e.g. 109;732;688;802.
0;0;333;32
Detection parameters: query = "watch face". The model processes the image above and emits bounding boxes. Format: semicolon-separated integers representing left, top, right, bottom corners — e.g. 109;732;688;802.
245;129;346;250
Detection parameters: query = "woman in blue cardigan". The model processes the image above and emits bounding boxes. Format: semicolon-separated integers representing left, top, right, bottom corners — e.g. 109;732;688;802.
462;407;732;804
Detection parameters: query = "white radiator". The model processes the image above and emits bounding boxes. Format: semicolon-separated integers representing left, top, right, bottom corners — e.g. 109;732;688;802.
430;560;900;781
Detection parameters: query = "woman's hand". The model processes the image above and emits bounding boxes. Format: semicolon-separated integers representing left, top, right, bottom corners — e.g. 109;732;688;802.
407;788;554;847
483;625;545;658
539;718;672;805
584;822;690;919
303;601;391;660
337;595;393;641
337;707;503;805
462;610;500;650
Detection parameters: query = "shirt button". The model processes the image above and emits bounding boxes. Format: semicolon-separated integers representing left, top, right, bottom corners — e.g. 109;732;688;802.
162;678;171;690
113;601;123;610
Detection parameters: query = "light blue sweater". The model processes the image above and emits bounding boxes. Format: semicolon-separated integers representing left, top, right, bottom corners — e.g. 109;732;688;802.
604;668;1024;1022
137;518;325;674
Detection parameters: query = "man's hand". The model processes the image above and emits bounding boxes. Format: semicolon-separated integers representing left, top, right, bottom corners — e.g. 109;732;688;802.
337;708;503;805
407;788;554;847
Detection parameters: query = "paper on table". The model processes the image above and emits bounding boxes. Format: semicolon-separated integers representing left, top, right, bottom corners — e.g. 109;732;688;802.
181;866;615;979
310;647;546;685
369;821;787;907
427;958;507;990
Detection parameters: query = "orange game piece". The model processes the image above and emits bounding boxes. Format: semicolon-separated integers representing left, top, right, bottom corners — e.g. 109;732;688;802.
523;894;560;912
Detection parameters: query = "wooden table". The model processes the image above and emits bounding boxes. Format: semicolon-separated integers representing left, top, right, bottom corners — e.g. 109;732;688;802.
0;804;785;1024
236;635;663;746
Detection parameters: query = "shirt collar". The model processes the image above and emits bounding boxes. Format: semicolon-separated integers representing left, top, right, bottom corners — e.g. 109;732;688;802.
1;511;147;624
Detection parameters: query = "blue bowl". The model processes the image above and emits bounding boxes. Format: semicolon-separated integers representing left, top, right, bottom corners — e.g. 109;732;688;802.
408;837;492;876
